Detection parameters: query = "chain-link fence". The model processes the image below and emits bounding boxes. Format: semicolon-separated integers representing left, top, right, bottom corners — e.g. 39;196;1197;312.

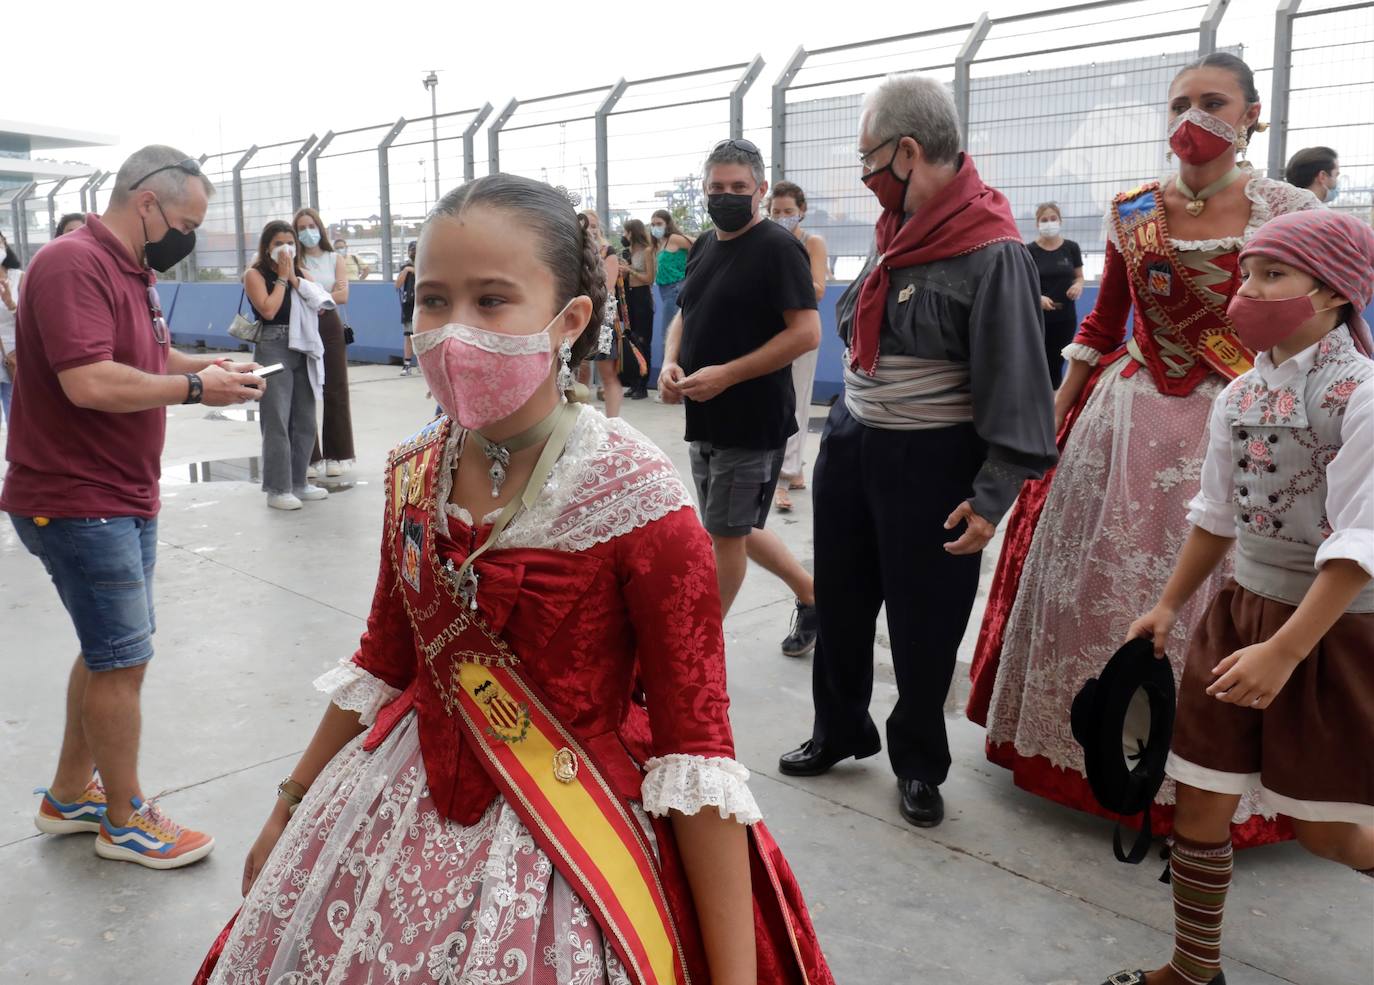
7;0;1372;284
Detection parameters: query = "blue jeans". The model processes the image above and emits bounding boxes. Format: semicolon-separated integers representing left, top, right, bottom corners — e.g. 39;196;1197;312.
10;515;158;671
0;379;11;427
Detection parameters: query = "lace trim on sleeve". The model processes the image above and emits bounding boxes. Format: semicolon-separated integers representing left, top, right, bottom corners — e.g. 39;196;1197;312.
1062;342;1103;366
1242;176;1322;240
640;754;763;825
313;658;402;726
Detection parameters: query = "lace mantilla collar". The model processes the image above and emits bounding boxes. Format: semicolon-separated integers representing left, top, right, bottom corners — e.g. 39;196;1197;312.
433;405;694;553
1106;174;1322;252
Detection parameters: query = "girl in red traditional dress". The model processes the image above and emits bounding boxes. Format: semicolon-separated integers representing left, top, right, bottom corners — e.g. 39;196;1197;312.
194;173;833;985
967;53;1319;849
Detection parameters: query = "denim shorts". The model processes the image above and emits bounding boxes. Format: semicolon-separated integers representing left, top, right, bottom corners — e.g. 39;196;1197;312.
688;442;783;538
10;515;158;671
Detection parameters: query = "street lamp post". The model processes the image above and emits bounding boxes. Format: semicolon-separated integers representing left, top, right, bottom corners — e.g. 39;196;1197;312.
422;71;440;202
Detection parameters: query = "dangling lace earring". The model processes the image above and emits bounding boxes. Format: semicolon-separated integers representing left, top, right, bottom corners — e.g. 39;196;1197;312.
1165;149;1174;164
1235;131;1251;170
556;338;574;392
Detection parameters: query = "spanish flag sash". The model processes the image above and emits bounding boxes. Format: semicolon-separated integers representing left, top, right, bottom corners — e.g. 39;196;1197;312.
384;415;692;985
1111;181;1254;395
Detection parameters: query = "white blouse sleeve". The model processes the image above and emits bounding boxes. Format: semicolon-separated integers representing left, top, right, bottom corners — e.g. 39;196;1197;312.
1315;380;1374;577
313;657;402;726
1185;383;1240;538
639;754;763;825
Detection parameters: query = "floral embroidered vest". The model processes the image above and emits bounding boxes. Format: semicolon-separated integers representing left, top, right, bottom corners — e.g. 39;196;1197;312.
1225;327;1374;611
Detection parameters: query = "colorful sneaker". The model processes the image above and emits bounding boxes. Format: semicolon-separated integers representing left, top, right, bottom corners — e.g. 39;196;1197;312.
95;797;214;869
33;775;107;835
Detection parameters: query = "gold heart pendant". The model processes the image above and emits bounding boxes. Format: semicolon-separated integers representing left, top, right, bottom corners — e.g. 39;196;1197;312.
1185;199;1206;217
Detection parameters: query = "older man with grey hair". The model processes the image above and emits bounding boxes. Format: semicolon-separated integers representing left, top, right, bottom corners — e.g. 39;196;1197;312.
4;144;264;868
777;75;1057;828
660;138;822;654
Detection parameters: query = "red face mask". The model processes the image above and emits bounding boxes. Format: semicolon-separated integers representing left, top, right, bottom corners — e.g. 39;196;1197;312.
862;139;912;213
1167;107;1239;166
1226;288;1327;352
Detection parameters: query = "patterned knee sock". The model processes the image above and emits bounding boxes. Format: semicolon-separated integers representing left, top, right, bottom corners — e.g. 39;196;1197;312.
1168;835;1233;984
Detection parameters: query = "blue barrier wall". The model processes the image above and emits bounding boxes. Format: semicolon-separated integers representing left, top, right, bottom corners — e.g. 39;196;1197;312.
168;281;1372;408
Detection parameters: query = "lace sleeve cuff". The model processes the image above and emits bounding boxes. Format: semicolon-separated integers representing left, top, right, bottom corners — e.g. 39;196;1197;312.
1315;529;1374;579
640;754;763;825
1061;342;1103;366
312;658;402;726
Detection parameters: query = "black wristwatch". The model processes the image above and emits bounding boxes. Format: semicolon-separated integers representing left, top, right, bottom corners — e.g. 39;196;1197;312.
183;373;203;405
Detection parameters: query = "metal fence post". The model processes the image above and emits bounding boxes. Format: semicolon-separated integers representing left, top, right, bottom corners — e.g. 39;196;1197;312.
10;182;37;264
1268;0;1304;179
770;47;809;185
307;131;335;211
89;172;113;213
289;134;318;213
595;80;629;225
1198;0;1231;55
231;146;260;275
462;103;494;183
729;55;766;141
488;99;519;175
46;176;72;237
378;117;407;282
76;172;100;213
954;12;994;146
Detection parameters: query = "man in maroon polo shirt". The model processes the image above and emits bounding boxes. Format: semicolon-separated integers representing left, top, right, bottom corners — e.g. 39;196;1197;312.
3;145;264;869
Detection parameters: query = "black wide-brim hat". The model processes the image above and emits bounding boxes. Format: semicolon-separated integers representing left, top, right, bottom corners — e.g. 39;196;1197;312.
1070;636;1176;863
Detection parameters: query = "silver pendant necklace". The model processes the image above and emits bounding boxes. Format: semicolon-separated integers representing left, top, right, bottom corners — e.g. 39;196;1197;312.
472;403;564;498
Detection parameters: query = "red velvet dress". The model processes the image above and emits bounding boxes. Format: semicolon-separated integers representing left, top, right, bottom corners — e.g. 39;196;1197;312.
195;406;833;985
967;177;1318;849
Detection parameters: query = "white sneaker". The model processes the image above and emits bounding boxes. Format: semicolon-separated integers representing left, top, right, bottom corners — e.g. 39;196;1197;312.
267;493;303;511
325;459;344;477
295;484;329;501
306;463;319;479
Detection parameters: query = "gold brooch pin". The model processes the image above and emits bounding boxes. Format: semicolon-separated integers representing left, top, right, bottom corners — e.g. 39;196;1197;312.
897;284;915;304
553;747;579;784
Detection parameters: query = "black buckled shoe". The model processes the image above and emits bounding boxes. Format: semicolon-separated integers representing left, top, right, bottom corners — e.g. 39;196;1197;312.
1099;971;1226;985
778;736;881;777
898;779;944;827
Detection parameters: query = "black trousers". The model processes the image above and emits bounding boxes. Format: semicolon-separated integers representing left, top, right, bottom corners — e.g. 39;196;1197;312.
1044;313;1077;388
809;401;985;785
621;285;654;390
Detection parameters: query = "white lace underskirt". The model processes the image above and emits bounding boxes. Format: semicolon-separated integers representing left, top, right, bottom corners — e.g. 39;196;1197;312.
209;711;637;985
984;359;1273;825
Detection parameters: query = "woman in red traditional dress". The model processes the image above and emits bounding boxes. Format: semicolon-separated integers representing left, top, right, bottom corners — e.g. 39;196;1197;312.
967;53;1319;849
194;173;833;985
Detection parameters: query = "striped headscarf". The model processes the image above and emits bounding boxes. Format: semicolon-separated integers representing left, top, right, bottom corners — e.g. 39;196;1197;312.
1239;209;1374;356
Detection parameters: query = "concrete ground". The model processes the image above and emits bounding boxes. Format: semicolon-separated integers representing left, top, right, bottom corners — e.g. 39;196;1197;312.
1;362;1370;985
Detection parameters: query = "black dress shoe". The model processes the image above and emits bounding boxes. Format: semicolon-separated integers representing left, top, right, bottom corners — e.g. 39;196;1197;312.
1100;972;1225;985
778;737;880;777
898;779;944;827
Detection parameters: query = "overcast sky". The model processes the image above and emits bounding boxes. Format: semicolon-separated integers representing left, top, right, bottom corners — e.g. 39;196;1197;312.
20;0;1123;170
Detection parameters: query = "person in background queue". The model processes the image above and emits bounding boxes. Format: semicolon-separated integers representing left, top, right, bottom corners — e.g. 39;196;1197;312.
0;230;22;429
1027;202;1085;387
618;218;656;400
5;145;264;870
396;241;417;376
766;181;828;513
295;207;354;478
1284;146;1340;205
660;137;823;658
57;213;87;238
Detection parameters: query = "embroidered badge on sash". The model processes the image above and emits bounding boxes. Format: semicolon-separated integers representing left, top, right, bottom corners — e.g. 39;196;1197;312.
1147;262;1173;296
402;518;424;592
472;676;530;743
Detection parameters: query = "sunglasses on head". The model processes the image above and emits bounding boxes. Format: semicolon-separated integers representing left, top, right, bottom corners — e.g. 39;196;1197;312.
129;159;204;190
712;138;762;160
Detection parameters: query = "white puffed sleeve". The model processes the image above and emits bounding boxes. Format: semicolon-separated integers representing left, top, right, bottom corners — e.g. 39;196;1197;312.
313;657;402;726
639;754;763;825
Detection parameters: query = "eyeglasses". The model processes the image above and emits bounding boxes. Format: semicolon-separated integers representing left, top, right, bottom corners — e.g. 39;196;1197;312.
712;138;763;160
146;284;169;345
857;136;900;172
129;158;204;191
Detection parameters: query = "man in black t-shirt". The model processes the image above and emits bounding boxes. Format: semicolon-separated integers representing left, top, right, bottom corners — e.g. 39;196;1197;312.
395;240;417;376
660;138;822;655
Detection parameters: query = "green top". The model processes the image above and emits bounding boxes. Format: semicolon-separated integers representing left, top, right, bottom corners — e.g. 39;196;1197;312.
656;247;688;285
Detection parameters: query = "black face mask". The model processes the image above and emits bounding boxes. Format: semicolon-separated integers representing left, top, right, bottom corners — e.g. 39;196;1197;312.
620;235;630;248
706;193;755;233
141;198;196;272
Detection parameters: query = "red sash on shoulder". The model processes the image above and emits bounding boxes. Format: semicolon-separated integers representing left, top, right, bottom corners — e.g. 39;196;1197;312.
1111;182;1253;396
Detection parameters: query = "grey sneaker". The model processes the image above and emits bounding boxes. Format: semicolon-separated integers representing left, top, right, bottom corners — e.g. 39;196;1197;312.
781;601;819;657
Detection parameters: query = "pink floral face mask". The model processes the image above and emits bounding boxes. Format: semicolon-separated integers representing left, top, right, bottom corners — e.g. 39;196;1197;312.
413;301;573;431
